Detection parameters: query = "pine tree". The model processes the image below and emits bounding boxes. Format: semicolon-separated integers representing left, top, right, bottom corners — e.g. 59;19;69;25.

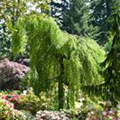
50;0;69;26
51;0;95;37
90;0;115;45
61;0;90;36
102;0;120;104
82;0;120;105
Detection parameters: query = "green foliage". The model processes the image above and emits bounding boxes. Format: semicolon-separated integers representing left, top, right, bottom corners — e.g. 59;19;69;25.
82;0;120;104
0;98;26;120
104;35;113;53
102;0;120;102
62;0;92;36
0;0;50;25
0;0;50;59
50;0;69;25
12;14;105;109
0;22;11;59
51;0;95;37
15;90;51;115
89;0;115;45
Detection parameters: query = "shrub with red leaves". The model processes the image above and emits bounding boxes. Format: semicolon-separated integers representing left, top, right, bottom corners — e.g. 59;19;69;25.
0;58;29;90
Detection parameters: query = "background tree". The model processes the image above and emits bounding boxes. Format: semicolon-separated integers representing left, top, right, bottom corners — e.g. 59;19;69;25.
51;0;97;39
0;21;11;59
0;0;50;59
51;0;117;46
89;0;115;45
50;0;69;26
62;0;91;36
82;0;120;105
101;0;120;104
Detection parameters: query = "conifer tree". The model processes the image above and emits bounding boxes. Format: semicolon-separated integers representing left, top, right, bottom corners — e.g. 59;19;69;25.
82;0;120;105
50;0;69;26
12;13;105;109
62;0;91;36
51;0;95;37
0;21;11;59
90;0;115;45
102;0;120;103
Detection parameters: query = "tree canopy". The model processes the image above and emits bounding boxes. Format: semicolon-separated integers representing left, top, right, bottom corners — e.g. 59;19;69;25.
12;14;105;109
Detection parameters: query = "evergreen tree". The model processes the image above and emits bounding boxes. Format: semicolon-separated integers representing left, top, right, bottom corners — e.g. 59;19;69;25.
90;0;115;45
102;0;120;103
51;0;95;37
50;0;69;26
0;21;11;59
82;0;120;105
11;13;105;109
62;0;91;36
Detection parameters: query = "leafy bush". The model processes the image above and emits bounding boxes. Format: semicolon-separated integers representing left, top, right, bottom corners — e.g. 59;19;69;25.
85;101;120;120
0;98;26;120
20;110;36;120
0;58;29;90
13;89;51;115
0;89;55;115
1;92;21;103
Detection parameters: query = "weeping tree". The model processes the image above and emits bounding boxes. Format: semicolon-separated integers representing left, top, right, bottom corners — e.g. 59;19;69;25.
12;13;105;109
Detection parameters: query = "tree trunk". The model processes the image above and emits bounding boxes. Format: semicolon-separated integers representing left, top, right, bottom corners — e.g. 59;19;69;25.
58;56;64;109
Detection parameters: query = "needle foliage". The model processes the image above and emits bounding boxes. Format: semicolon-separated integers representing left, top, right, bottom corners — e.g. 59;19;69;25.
82;0;120;105
12;13;105;109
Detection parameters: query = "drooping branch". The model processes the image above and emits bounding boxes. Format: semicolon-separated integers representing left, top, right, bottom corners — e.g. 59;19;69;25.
11;14;105;109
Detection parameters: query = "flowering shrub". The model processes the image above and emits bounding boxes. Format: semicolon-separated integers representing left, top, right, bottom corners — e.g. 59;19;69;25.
14;90;51;115
0;91;37;120
0;91;22;105
86;101;120;120
0;58;29;90
0;90;52;115
1;94;21;103
36;110;70;120
0;98;26;120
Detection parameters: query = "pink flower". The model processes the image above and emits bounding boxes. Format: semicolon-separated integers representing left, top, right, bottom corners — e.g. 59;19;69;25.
10;103;14;110
102;111;108;116
1;95;6;99
4;100;8;105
